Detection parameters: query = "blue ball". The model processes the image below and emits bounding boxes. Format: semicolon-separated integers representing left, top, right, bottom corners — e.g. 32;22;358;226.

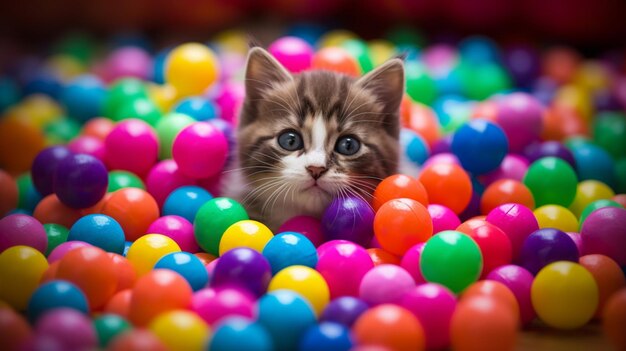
262;232;318;275
431;94;471;131
68;214;125;254
209;317;274;351
319;296;369;327
23;72;63;99
154;252;208;291
0;76;20;113
459;36;501;64
400;129;430;165
162;186;213;223
27;280;89;322
569;142;616;188
299;322;353;351
174;97;219;121
451;119;509;175
433;67;464;96
152;48;171;84
60;75;106;122
257;290;316;351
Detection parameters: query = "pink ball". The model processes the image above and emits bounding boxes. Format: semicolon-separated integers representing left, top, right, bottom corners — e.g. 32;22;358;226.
0;214;47;254
565;232;583;256
581;207;626;266
218;53;247;82
316;241;374;298
268;36;314;73
206;258;219;277
400;243;426;284
398;283;457;350
422;44;458;73
191;287;255;326
145;159;197;208
173;122;228;179
486;264;536;325
486;203;539;261
147;215;199;253
481;154;530;185
278;215;324;247
47;241;92;263
422;153;460;168
213;82;244;124
105;119;159;177
103;46;152;82
496;93;544;153
359;264;415;305
428;204;461;234
67;136;106;161
35;308;97;350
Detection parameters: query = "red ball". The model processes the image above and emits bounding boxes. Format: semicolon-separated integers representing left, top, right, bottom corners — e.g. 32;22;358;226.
374;198;433;256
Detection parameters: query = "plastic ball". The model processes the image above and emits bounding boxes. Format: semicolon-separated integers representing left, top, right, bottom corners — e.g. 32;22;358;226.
359;264;415;306
47;240;91;263
316;241;374;298
374;198;433;256
105;119;159;177
300;322;353;351
580;207;626;266
420;231;483;294
15;173;42;213
0;114;46;175
114;97;162;126
320;296;369;327
404;101;441;147
155;113;195;160
532;261;598;329
405;61;437;105
481;154;529;185
147;215;199;253
579;199;624;227
579;254;626;317
36;308;97;350
311;47;360;76
569;180;615;218
268;36;314;73
485;203;539;261
108;329;168;351
214;82;245;124
0;214;48;254
108;253;136;291
145;159;197;208
495;92;543;153
68;214;125;254
372;174;428;212
400;243;426;284
174;97;218;122
463;222;512;278
569;142;616;187
101;188;160;242
367;247;401;266
462;280;520;320
52;153;107;209
451;119;508;175
162;186;212;223
262;232;318;275
194;197;248;256
191;287;255;326
108;170;145;192
603;288;626;351
67;135;106;161
480;179;535;214
524;141;576;169
219;220;274;255
93;314;132;348
419;163;473;214
165;43;220;97
533;205;579;232
104;46;152;82
268;265;330;315
0;246;48;310
321;196;375;247
209;317;273;351
0;308;32;350
520;228;579;275
126;234;181;276
60;75;106;122
400;128;430;166
103;78;147;119
427;204;461;235
31;145;73;197
27;280;89;322
486;264;536;324
173;122;228;179
212;247;272;297
353;304;425;351
148;310;210;351
154;252;208;291
523;157;578;207
43;223;69;255
593;112;626;160
103;289;131;318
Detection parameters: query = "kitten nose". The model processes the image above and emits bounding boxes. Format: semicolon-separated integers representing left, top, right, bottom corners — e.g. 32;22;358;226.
307;166;327;179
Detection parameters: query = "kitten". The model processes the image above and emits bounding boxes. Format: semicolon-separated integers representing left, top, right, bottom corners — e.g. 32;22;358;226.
222;47;404;230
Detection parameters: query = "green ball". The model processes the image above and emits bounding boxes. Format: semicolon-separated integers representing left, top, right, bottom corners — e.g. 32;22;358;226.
43;223;69;256
108;171;145;192
523;157;579;207
16;173;40;212
93;314;132;347
615;158;626;194
593;112;626;160
103;78;148;119
341;39;374;73
194;197;249;256
44;118;81;144
155;113;196;159
53;32;97;64
420;230;483;294
114;97;162;126
386;25;425;48
405;61;437;105
579;199;624;230
563;136;591;150
458;61;511;100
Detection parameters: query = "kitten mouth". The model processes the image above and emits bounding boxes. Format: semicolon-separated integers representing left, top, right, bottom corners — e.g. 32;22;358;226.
304;181;331;195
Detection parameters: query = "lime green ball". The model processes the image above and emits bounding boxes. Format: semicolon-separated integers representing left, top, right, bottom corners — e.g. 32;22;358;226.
593;112;626;159
386;25;425;48
43;223;69;256
103;78;148;119
94;314;132;347
405;61;437;105
155;113;196;160
523;157;579;207
194;197;249;256
420;230;482;294
579;199;624;230
458;61;511;100
108;171;145;192
114;97;162;126
341;39;374;73
44;118;81;144
614;158;626;194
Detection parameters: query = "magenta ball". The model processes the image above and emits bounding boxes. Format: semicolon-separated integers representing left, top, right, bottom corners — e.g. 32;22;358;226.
191;287;256;326
565;232;583;255
35;308;97;350
316;241;374;299
316;240;350;257
421;153;460;168
145;159;196;208
104;46;152;82
47;241;92;263
67;136;105;161
495;93;544;153
105;119;159;177
486;203;539;261
268;36;314;73
422;44;458;72
173;122;228;179
581;207;626;266
486;264;535;325
398;283;457;350
428;204;461;234
0;214;47;254
359;264;415;305
147;215;199;253
482;154;529;185
400;243;426;284
278;215;324;247
213;82;244;124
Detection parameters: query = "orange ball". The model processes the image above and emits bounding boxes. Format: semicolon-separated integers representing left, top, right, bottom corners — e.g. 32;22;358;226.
104;289;132;318
462;281;520;322
0;115;46;176
374;198;432;256
194;252;216;266
542;47;581;84
471;100;498;123
40;261;60;285
56;246;118;310
456;218;490;235
312;47;361;77
405;102;441;148
541;105;588;142
102;188;160;241
33;194;82;228
579;254;626;318
603;288;626;351
372;174;428;212
81;117;116;140
129;269;193;327
400;94;413;126
109;329;168;351
353;304;425;351
480;179;535;215
418;163;472;214
367;248;401;266
451;296;518;351
108;253;137;292
613;194;626;208
0;170;18;216
0;307;32;350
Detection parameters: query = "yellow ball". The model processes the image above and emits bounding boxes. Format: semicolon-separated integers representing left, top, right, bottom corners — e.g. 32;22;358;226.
569;180;615;218
0;246;48;311
20;94;63;127
46;54;86;81
573;61;610;93
368;40;397;66
165;43;220;97
127;234;181;276
268;265;330;315
148;83;179;113
319;30;358;48
554;85;593;121
532;261;598;330
149;310;211;351
219;220;273;255
534;205;579;233
212;30;249;55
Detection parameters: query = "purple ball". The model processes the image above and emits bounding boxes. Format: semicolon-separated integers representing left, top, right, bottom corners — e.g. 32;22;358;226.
519;228;579;275
31;146;73;196
53;153;108;209
35;308;97;351
524;141;576;170
0;214;47;253
581;207;626;266
502;44;540;88
486;203;539;261
482;154;529;185
268;36;314;73
321;196;374;246
319;296;369;327
430;135;453;155
211;247;272;297
486;264;536;325
496;93;544;153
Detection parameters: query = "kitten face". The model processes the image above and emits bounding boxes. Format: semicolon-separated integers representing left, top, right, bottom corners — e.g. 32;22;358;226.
234;47;404;226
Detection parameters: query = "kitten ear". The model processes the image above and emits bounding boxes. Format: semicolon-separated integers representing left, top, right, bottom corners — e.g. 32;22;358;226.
244;47;293;102
356;58;405;118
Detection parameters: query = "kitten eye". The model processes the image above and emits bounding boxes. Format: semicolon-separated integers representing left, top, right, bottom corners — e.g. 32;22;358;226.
277;130;304;151
335;136;361;156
